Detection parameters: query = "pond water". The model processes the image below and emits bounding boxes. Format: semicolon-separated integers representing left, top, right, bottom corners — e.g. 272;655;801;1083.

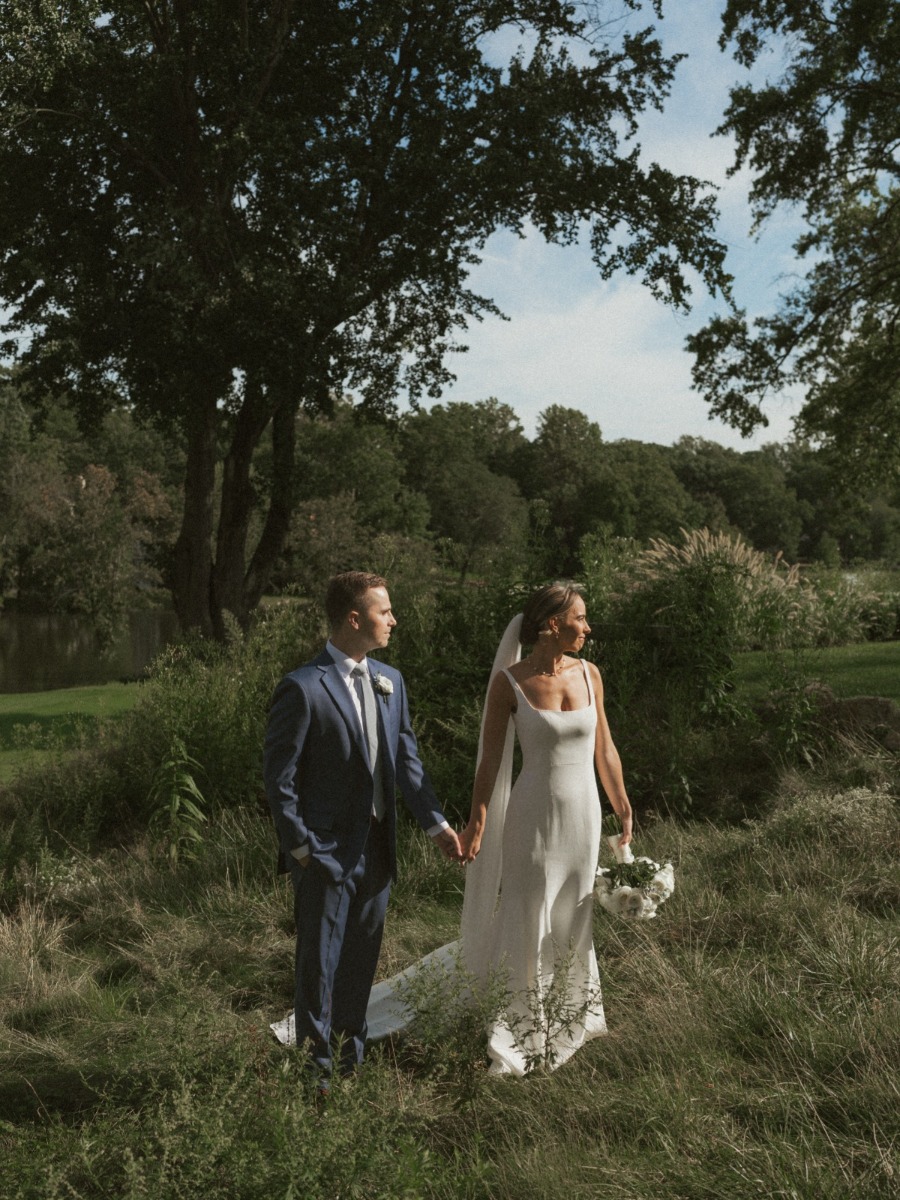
0;607;181;693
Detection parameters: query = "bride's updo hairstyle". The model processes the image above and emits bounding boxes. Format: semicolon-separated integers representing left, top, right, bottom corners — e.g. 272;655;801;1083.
520;581;584;645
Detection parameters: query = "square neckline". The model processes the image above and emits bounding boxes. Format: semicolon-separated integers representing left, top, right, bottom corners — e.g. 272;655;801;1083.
503;659;594;714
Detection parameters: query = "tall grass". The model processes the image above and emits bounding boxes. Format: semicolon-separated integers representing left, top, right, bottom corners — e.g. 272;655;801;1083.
1;763;897;1199
0;543;897;1196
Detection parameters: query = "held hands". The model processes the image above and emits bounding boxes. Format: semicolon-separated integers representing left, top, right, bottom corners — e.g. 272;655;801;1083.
433;827;463;862
457;820;483;865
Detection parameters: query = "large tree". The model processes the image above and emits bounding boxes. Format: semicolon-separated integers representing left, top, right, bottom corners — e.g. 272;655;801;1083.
689;0;900;481
0;0;726;635
514;404;607;566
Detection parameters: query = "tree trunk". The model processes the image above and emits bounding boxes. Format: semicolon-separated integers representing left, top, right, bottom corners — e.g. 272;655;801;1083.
171;392;219;635
170;383;299;640
210;376;272;635
243;393;298;615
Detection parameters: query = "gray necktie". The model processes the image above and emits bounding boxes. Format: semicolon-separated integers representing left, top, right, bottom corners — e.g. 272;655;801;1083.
352;664;385;821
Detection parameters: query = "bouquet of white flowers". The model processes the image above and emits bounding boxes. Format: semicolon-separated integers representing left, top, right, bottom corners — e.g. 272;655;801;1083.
595;817;675;921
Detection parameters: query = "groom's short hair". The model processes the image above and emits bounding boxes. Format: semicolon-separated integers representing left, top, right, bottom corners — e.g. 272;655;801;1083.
325;571;389;628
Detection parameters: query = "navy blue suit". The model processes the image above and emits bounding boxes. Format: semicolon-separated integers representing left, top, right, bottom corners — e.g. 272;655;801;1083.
264;649;444;1074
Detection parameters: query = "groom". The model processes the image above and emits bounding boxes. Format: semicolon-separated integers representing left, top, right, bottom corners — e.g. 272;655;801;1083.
264;571;460;1085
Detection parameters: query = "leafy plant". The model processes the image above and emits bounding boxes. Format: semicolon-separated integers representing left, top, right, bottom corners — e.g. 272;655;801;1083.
147;738;208;863
501;944;605;1075
600;857;663;891
397;947;509;1104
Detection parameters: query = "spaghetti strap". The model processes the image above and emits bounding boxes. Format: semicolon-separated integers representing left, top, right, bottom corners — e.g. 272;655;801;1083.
581;658;595;706
501;662;593;712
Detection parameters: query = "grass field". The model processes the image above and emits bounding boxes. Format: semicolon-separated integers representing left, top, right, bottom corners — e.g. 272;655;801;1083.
0;641;897;1197
737;639;900;705
0;682;140;783
0;781;897;1198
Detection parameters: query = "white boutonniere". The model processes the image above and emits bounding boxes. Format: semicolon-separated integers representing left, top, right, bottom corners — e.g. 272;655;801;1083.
372;673;393;696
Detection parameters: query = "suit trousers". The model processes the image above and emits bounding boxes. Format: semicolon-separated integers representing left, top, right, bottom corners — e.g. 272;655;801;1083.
291;817;392;1076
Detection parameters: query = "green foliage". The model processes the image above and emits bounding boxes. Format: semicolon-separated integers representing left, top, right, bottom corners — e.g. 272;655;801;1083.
592;439;704;545
396;948;509;1101
802;568;900;645
147;737;208;863
17;464;138;645
0;600;323;889
600;857;664;891
398;399;530;582
127;602;323;810
0;1;727;635
501;946;605;1076
272;402;433;595
0;377;179;633
1;538;896;875
515;405;608;570
385;573;539;822
671;436;805;557
691;0;900;479
578;528;900;818
593;529;791;716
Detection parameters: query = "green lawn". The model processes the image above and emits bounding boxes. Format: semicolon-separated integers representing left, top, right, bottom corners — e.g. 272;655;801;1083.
736;639;900;706
0;681;140;783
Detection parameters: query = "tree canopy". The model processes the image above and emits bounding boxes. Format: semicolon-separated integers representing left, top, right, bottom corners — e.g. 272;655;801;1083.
689;0;900;481
0;0;726;633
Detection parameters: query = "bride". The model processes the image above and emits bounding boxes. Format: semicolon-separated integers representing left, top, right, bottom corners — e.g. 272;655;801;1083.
275;582;634;1076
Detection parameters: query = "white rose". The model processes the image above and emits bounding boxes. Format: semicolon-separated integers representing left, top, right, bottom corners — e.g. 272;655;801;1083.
372;673;394;695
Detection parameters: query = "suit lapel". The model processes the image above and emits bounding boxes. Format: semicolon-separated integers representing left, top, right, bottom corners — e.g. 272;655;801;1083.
317;658;369;763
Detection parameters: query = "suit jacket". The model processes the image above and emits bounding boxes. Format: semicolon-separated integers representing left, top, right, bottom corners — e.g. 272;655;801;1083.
263;649;444;882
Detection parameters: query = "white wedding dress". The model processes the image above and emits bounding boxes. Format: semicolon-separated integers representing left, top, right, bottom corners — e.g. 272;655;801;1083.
272;617;607;1076
474;662;606;1073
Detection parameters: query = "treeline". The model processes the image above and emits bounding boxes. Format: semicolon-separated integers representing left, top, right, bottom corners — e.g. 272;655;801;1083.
2;372;899;632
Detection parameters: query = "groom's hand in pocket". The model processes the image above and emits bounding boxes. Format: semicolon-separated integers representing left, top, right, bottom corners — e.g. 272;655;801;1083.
290;846;312;869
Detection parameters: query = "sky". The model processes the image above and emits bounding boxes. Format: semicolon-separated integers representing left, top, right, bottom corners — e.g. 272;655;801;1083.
429;0;806;450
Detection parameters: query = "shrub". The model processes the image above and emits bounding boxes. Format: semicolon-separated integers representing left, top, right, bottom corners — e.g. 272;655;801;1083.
0;601;323;883
589;529;780;723
577;530;872;819
802;569;900;645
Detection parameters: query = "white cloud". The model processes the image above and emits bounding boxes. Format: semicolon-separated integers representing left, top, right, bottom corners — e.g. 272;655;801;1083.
440;263;802;447
427;0;808;450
